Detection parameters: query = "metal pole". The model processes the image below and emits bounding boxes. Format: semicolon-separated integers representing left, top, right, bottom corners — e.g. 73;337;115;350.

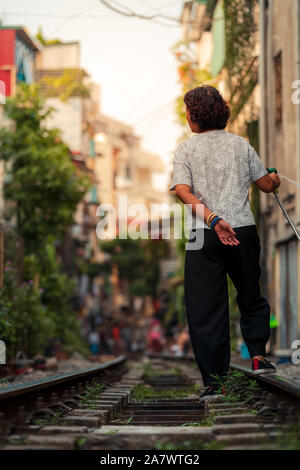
274;192;300;241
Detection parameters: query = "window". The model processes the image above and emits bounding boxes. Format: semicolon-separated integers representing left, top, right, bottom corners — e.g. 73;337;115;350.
274;51;282;127
90;186;98;204
125;164;131;180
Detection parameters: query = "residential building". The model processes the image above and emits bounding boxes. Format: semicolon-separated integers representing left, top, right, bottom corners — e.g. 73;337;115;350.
259;0;300;351
35;41;101;270
180;0;260;138
94;112;165;213
0;25;39;96
35;39;167;320
0;26;40;218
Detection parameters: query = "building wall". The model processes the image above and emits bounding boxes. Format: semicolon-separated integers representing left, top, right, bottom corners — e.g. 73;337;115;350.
45;97;83;152
0;27;39;222
0;29;15;96
95;113;166;218
35;42;80;69
259;0;300;350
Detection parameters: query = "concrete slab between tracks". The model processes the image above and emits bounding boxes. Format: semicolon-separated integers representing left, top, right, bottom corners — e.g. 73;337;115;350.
89;425;213;450
95;425;213;436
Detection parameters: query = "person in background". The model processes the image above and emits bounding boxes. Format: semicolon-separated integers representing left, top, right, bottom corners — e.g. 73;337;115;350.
112;323;123;355
147;318;165;354
88;330;100;357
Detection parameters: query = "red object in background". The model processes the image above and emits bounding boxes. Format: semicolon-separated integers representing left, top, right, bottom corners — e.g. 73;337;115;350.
0;29;15;96
112;326;121;340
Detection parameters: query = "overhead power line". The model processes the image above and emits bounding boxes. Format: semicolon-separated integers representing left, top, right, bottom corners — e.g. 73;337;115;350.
133;100;175;127
98;0;180;23
50;2;101;34
1;12;116;18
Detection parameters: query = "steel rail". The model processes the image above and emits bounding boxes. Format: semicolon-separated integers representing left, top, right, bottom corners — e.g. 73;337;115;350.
0;355;125;400
149;354;300;401
230;362;300;400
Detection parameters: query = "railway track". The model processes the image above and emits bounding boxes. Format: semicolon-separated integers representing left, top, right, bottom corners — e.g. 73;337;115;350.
0;355;299;450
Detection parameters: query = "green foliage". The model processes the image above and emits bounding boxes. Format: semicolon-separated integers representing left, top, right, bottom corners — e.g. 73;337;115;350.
0;83;90;253
224;0;257;82
0;84;90;359
39;69;91;102
79;383;106;408
131;383;199;401
36;27;62;46
143;363;182;379
0;261;53;359
275;424;300;450
155;439;224;451
211;369;259;403
223;0;258;122
74;437;87;450
24;244;89;356
170;39;213;141
99;237;167;298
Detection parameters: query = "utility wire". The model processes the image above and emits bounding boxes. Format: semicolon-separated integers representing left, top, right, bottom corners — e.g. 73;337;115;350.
1;12;116;18
140;0;182;15
137;104;175;135
3;2;214;28
98;0;180;22
49;2;102;34
132;100;174;126
129;61;175;121
98;0;217;27
3;1;181;19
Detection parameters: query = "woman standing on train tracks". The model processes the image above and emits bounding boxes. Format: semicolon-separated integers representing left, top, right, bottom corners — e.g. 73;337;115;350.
170;86;281;398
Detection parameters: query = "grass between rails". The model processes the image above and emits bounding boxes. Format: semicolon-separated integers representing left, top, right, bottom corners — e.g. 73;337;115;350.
211;370;259;403
143;363;183;379
32;382;106;427
131;383;200;401
78;383;106;408
275;424;300;450
155;439;224;450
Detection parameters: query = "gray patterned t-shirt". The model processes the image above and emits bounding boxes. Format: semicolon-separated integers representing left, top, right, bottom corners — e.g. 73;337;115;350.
170;129;267;229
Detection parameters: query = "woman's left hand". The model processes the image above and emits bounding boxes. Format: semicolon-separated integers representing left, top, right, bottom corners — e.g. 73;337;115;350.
214;220;240;246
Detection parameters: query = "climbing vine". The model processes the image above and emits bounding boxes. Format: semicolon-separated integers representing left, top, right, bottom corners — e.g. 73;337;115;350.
171;39;214;140
38;69;91;101
223;0;258;123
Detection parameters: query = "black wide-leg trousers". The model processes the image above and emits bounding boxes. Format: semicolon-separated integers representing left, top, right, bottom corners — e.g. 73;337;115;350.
184;224;270;386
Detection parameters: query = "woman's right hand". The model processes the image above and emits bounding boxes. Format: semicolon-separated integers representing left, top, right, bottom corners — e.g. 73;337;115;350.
214;220;240;246
269;172;281;189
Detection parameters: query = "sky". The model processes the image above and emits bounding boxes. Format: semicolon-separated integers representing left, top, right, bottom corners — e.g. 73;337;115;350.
0;0;188;183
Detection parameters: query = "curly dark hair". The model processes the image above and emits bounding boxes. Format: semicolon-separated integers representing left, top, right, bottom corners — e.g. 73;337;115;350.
183;86;230;132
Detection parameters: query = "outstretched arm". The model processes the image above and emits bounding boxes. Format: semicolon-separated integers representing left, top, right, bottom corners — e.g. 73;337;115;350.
174;184;239;246
254;173;281;193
